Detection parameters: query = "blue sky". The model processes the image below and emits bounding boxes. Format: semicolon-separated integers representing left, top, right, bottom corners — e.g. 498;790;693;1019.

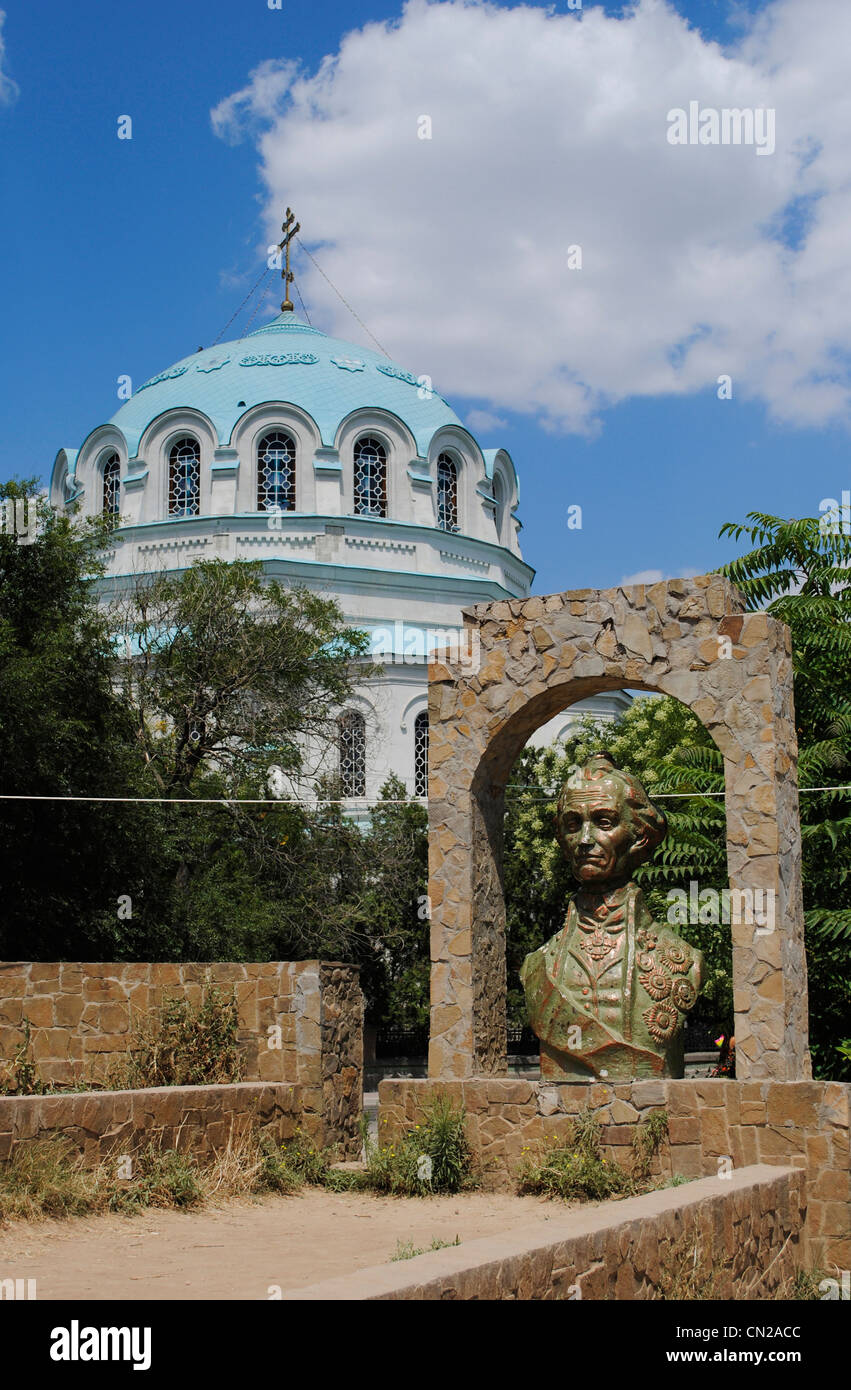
2;0;850;595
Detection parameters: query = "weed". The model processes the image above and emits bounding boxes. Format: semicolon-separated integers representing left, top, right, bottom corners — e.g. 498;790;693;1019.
516;1110;634;1202
391;1234;461;1262
363;1092;476;1196
631;1109;669;1181
120;983;244;1089
0;1019;47;1097
785;1266;828;1300
657;1224;732;1299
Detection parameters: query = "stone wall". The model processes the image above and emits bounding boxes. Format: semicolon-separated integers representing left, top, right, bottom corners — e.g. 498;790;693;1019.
379;1077;850;1266
0;960;363;1157
426;576;810;1081
0;1082;301;1164
284;1165;805;1300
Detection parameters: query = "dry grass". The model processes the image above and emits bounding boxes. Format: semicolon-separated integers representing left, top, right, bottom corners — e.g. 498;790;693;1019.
0;1125;304;1225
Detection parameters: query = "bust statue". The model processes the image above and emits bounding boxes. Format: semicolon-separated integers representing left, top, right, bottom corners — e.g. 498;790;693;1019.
520;753;703;1080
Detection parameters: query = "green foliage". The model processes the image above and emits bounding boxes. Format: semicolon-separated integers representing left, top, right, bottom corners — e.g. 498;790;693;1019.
516;1109;635;1201
516;1107;669;1201
123;984;244;1088
108;1145;204;1212
786;1267;828;1300
258;1129;330;1192
0;479;159;958
120;558;371;797
367;1092;477;1195
631;1108;669;1182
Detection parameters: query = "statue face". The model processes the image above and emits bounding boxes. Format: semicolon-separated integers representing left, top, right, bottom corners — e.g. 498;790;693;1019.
558;780;645;885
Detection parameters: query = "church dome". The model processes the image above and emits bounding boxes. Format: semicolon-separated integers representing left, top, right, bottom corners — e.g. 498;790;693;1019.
48;299;529;593
108;309;465;459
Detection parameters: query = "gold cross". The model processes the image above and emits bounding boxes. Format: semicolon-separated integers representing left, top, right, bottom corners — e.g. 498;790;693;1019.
278;207;301;311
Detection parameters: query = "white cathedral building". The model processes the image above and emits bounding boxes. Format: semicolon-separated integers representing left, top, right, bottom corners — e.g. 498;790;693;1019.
48;296;628;802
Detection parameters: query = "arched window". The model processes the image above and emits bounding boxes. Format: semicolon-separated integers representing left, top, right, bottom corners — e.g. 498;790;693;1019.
102;452;120;520
353;436;387;518
339;710;366;796
257;430;296;513
168;437;200;517
414;710;429;797
436;453;459;533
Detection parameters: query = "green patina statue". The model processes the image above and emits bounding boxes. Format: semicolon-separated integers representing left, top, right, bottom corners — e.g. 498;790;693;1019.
520;752;703;1081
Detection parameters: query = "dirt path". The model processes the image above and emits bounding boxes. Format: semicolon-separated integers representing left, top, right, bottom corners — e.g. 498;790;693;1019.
0;1190;562;1300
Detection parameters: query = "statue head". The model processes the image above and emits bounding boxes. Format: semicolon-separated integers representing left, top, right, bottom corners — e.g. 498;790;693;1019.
554;752;666;888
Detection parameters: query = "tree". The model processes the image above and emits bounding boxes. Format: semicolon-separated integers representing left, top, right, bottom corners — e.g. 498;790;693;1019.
118;559;371;797
0;479;158;958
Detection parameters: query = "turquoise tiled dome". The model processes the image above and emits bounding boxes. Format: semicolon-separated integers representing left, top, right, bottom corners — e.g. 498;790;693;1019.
110;309;465;458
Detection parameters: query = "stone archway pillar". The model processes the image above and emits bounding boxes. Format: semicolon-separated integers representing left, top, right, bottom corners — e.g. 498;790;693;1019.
426;576;811;1082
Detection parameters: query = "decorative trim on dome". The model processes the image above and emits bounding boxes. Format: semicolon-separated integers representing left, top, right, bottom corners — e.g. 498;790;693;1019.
239;352;319;368
330;356;366;372
196;356;231;373
136;366;190;393
376;364;421;388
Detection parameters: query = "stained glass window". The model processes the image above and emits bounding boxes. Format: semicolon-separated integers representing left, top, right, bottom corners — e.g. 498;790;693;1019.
102;452;120;520
168;437;200;517
414;710;429;797
257;430;296;513
353;436;387;517
437;453;458;532
339;710;366;796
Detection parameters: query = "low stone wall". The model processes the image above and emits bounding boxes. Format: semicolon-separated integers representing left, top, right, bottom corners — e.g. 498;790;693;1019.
0;960;363;1158
0;1082;302;1164
284;1164;805;1300
379;1076;850;1265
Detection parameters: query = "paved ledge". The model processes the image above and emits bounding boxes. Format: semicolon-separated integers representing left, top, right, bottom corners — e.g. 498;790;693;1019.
282;1164;804;1301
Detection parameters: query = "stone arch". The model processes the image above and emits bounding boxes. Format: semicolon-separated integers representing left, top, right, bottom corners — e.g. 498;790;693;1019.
426;575;810;1083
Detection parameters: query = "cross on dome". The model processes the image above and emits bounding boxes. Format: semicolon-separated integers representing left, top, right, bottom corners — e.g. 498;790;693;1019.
277;206;301;313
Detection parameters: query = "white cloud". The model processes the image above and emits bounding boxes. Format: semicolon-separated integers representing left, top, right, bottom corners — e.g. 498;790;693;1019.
620;568;701;586
464;408;508;434
212;0;851;434
0;11;19;106
619;569;666;586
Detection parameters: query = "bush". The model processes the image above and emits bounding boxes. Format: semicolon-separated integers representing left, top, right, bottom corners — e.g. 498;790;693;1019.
121;984;244;1088
516;1108;669;1201
366;1092;476;1196
0;1136;101;1222
109;1145;204;1213
258;1129;331;1193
